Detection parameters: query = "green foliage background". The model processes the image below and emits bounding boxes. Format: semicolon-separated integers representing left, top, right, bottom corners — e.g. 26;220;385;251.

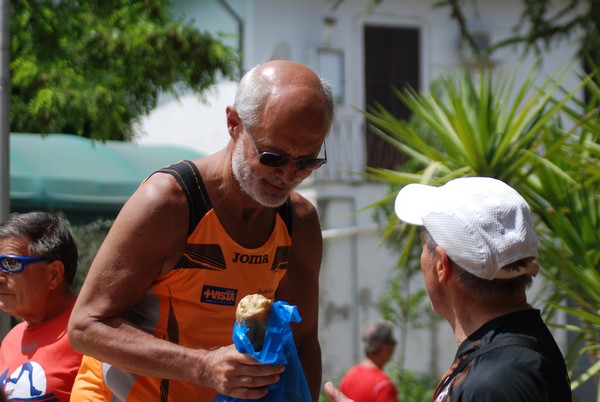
10;0;238;140
70;218;113;293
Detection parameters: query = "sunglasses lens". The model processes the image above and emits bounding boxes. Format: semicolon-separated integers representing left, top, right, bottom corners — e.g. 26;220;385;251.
1;258;22;272
260;153;289;167
297;158;326;171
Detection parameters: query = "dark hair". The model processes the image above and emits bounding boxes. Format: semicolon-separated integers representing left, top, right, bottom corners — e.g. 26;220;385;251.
421;228;532;297
362;321;396;356
0;212;78;285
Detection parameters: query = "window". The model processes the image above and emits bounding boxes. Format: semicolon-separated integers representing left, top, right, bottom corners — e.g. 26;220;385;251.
364;25;420;170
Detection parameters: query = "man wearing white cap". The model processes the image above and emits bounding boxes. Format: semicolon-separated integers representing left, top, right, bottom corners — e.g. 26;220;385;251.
325;177;572;402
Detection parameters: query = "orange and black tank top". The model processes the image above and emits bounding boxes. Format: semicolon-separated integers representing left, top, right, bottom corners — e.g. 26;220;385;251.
71;160;293;402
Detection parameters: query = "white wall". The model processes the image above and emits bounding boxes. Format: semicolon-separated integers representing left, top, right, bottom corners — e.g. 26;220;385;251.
134;83;236;155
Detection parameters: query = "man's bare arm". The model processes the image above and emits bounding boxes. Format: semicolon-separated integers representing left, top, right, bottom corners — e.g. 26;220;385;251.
68;173;282;398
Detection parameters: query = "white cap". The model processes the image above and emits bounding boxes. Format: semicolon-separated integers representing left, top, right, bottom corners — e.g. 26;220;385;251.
394;177;538;280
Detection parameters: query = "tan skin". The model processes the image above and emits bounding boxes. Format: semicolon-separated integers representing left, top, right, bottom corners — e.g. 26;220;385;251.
0;237;74;327
324;381;353;402
420;243;532;347
68;60;329;400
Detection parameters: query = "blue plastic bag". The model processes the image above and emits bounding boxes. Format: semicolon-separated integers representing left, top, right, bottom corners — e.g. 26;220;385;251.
213;301;312;402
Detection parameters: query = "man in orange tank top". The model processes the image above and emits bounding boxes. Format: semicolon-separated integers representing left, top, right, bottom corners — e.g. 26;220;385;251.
68;60;334;401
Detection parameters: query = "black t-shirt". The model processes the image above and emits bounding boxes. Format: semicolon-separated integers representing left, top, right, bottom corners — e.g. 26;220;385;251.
433;309;572;402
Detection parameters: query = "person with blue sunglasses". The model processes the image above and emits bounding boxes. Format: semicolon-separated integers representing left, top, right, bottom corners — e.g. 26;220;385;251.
0;211;82;401
69;60;334;402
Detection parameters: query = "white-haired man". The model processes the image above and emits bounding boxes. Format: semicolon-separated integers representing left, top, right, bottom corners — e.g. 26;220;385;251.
69;60;333;402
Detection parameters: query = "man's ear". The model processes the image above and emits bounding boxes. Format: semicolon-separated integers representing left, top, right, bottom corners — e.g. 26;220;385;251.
47;260;65;290
434;246;452;282
226;106;242;139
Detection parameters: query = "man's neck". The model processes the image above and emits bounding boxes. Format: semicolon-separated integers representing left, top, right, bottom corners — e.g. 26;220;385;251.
361;355;387;370
450;297;531;346
25;292;75;327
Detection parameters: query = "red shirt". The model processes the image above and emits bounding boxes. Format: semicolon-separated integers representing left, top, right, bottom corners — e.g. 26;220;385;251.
0;301;82;401
339;364;399;402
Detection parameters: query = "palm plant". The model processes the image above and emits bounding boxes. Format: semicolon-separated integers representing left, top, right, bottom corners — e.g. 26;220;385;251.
530;69;600;395
363;63;600;397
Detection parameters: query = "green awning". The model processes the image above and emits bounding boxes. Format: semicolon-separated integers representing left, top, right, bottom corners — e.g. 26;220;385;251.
9;133;205;218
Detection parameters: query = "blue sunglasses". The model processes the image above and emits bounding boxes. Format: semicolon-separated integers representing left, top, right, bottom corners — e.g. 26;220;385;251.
0;255;53;273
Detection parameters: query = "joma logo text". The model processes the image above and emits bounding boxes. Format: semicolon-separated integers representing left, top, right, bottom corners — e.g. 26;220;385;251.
232;252;269;264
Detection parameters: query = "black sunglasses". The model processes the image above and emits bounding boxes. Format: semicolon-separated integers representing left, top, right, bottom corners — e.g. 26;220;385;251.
0;255;53;273
243;125;327;171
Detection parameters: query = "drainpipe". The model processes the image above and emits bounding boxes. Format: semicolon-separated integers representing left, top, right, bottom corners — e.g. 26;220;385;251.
0;0;9;221
217;0;244;78
0;0;11;339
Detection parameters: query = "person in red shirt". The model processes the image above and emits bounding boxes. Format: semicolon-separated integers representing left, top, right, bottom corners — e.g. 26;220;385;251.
0;212;82;401
339;321;399;402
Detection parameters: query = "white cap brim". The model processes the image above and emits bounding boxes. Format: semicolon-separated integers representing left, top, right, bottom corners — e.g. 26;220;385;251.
394;183;439;225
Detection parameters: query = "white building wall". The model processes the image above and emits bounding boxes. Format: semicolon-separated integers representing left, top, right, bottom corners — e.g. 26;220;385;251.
135;0;582;387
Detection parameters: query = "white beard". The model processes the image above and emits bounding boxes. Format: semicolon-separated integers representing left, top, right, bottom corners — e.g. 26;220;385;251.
231;139;297;207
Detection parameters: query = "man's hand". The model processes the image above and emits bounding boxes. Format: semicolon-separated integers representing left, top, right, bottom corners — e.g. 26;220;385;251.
201;345;284;399
324;381;354;402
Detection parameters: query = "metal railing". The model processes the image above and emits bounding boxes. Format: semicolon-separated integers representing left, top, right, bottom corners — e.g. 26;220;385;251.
314;110;366;183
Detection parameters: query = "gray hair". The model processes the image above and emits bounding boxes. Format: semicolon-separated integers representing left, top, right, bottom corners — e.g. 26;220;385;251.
421;227;532;296
234;63;335;129
0;211;78;285
362;320;396;356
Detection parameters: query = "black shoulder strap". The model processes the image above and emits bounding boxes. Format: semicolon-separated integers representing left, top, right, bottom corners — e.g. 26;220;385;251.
154;161;292;236
275;197;293;235
453;336;551;378
156;160;211;236
435;336;555;399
